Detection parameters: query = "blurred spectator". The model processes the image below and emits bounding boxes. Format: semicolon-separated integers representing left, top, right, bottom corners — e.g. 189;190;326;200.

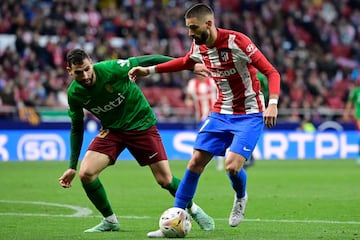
185;74;216;123
297;116;316;132
0;0;359;123
0;80;17;106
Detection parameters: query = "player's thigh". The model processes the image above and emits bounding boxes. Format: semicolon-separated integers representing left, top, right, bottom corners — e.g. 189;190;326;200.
87;129;127;164
80;150;112;176
229;114;264;160
195;116;232;156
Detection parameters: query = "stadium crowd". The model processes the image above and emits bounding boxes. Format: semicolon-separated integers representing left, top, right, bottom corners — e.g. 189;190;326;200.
0;0;359;122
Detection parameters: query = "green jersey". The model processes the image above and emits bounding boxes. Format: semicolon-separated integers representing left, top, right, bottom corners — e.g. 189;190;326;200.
257;72;269;103
348;86;360;119
67;55;173;169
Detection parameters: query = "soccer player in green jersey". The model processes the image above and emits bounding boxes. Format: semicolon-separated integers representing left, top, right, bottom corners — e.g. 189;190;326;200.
344;81;360;164
58;48;214;234
345;83;360;129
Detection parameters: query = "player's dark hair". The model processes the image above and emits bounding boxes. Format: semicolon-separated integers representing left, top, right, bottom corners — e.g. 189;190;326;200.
66;48;90;67
185;3;213;19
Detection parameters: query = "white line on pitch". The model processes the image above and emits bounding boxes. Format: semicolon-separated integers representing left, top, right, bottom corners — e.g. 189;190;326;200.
0;200;92;217
1;200;359;225
242;218;360;225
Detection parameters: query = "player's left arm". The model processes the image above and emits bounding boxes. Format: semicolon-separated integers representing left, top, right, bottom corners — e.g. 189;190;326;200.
67;98;85;170
128;54;198;81
130;55;175;67
251;51;280;128
59;98;84;188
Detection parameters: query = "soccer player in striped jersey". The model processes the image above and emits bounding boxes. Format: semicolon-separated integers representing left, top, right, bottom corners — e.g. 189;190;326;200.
58;48;214;234
129;3;280;235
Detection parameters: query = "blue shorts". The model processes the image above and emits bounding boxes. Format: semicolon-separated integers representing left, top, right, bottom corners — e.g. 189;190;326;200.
194;112;264;160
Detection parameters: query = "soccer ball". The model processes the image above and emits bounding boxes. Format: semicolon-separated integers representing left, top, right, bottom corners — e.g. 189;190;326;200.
159;207;192;238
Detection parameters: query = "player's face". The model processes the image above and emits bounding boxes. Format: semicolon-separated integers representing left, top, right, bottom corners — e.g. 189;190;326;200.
67;59;95;88
186;17;210;45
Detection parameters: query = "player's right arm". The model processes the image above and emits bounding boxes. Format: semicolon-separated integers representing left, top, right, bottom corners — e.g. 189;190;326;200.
59;97;84;188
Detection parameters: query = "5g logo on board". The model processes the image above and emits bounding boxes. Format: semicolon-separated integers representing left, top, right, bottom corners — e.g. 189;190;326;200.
17;134;66;161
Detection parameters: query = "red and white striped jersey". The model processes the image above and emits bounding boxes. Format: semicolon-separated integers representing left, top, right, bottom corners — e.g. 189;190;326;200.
156;28;280;114
186;76;217;122
188;28;280;114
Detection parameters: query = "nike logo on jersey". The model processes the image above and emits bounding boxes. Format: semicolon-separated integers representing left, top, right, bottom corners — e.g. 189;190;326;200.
84;99;91;105
149;152;159;159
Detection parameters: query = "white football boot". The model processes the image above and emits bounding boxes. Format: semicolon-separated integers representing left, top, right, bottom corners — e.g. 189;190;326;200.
229;194;248;227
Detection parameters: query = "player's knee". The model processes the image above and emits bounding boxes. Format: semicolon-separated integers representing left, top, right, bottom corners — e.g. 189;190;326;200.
225;160;242;176
226;167;238;176
187;159;206;173
78;168;96;183
157;176;172;188
158;180;168;188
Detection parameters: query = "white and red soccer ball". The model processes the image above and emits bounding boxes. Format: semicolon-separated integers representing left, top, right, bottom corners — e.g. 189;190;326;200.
159;207;192;238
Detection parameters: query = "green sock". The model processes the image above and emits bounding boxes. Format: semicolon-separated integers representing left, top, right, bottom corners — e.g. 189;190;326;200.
164;175;193;209
82;178;114;217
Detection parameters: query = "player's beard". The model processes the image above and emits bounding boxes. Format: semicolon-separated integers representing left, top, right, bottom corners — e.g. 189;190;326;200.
80;73;95;88
193;31;209;45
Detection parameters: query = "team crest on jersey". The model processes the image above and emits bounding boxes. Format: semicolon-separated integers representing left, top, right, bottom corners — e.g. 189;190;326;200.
220;50;229;62
105;84;114;93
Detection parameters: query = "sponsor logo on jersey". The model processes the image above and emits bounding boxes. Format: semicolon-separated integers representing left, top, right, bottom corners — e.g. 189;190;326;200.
246;43;255;53
211;68;237;77
90;95;125;114
246;43;257;56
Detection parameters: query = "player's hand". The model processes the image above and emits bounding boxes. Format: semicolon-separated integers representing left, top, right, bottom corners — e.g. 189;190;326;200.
193;63;211;77
128;66;150;82
59;168;76;188
263;104;278;128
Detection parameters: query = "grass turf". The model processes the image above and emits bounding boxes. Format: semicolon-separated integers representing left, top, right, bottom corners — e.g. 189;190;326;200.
0;160;359;240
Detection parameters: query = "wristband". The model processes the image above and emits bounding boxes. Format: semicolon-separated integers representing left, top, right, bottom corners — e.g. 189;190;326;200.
268;98;278;105
148;66;156;74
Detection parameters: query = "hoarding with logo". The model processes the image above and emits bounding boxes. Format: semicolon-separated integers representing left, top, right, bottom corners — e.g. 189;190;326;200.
0;130;358;161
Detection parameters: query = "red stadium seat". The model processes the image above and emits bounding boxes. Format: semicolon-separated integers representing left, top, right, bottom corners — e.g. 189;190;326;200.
141;87;185;108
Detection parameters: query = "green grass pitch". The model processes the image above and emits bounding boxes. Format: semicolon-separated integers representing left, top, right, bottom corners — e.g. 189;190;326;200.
0;160;359;240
